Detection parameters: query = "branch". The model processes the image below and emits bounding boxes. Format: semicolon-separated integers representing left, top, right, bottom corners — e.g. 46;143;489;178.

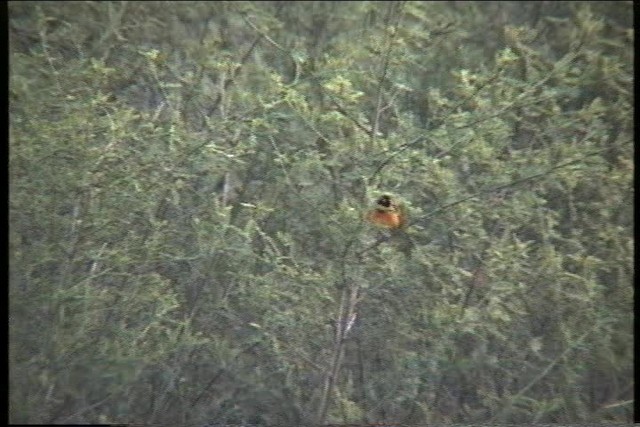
315;285;360;425
208;35;263;117
190;341;261;408
368;50;581;180
370;2;406;145
368;135;426;184
489;324;596;423
327;94;375;138
419;149;607;224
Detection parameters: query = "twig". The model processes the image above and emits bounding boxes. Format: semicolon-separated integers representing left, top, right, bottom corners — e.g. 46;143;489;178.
490;325;596;422
370;2;406;145
419;149;605;224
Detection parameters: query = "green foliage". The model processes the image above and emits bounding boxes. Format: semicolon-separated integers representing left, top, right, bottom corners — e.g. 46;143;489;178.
10;1;632;425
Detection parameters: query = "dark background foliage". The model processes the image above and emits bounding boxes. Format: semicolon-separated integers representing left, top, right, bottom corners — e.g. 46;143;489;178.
9;1;632;425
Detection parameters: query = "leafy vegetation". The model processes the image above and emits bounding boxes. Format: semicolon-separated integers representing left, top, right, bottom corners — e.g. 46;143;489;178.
10;1;632;425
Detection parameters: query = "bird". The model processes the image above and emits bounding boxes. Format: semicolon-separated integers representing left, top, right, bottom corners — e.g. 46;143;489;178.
365;194;407;229
364;194;414;257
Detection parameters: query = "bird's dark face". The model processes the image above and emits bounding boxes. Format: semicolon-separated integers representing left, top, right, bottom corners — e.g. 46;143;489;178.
377;195;392;208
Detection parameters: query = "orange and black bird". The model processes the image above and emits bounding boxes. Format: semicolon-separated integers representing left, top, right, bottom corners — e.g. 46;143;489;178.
365;194;414;256
365;194;407;230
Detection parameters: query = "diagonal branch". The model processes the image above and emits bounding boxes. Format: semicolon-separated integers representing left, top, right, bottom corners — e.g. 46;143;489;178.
208;35;263;118
419;148;607;224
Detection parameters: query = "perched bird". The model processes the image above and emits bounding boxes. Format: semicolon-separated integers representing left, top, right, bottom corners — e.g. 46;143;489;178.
364;194;414;257
365;194;407;229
